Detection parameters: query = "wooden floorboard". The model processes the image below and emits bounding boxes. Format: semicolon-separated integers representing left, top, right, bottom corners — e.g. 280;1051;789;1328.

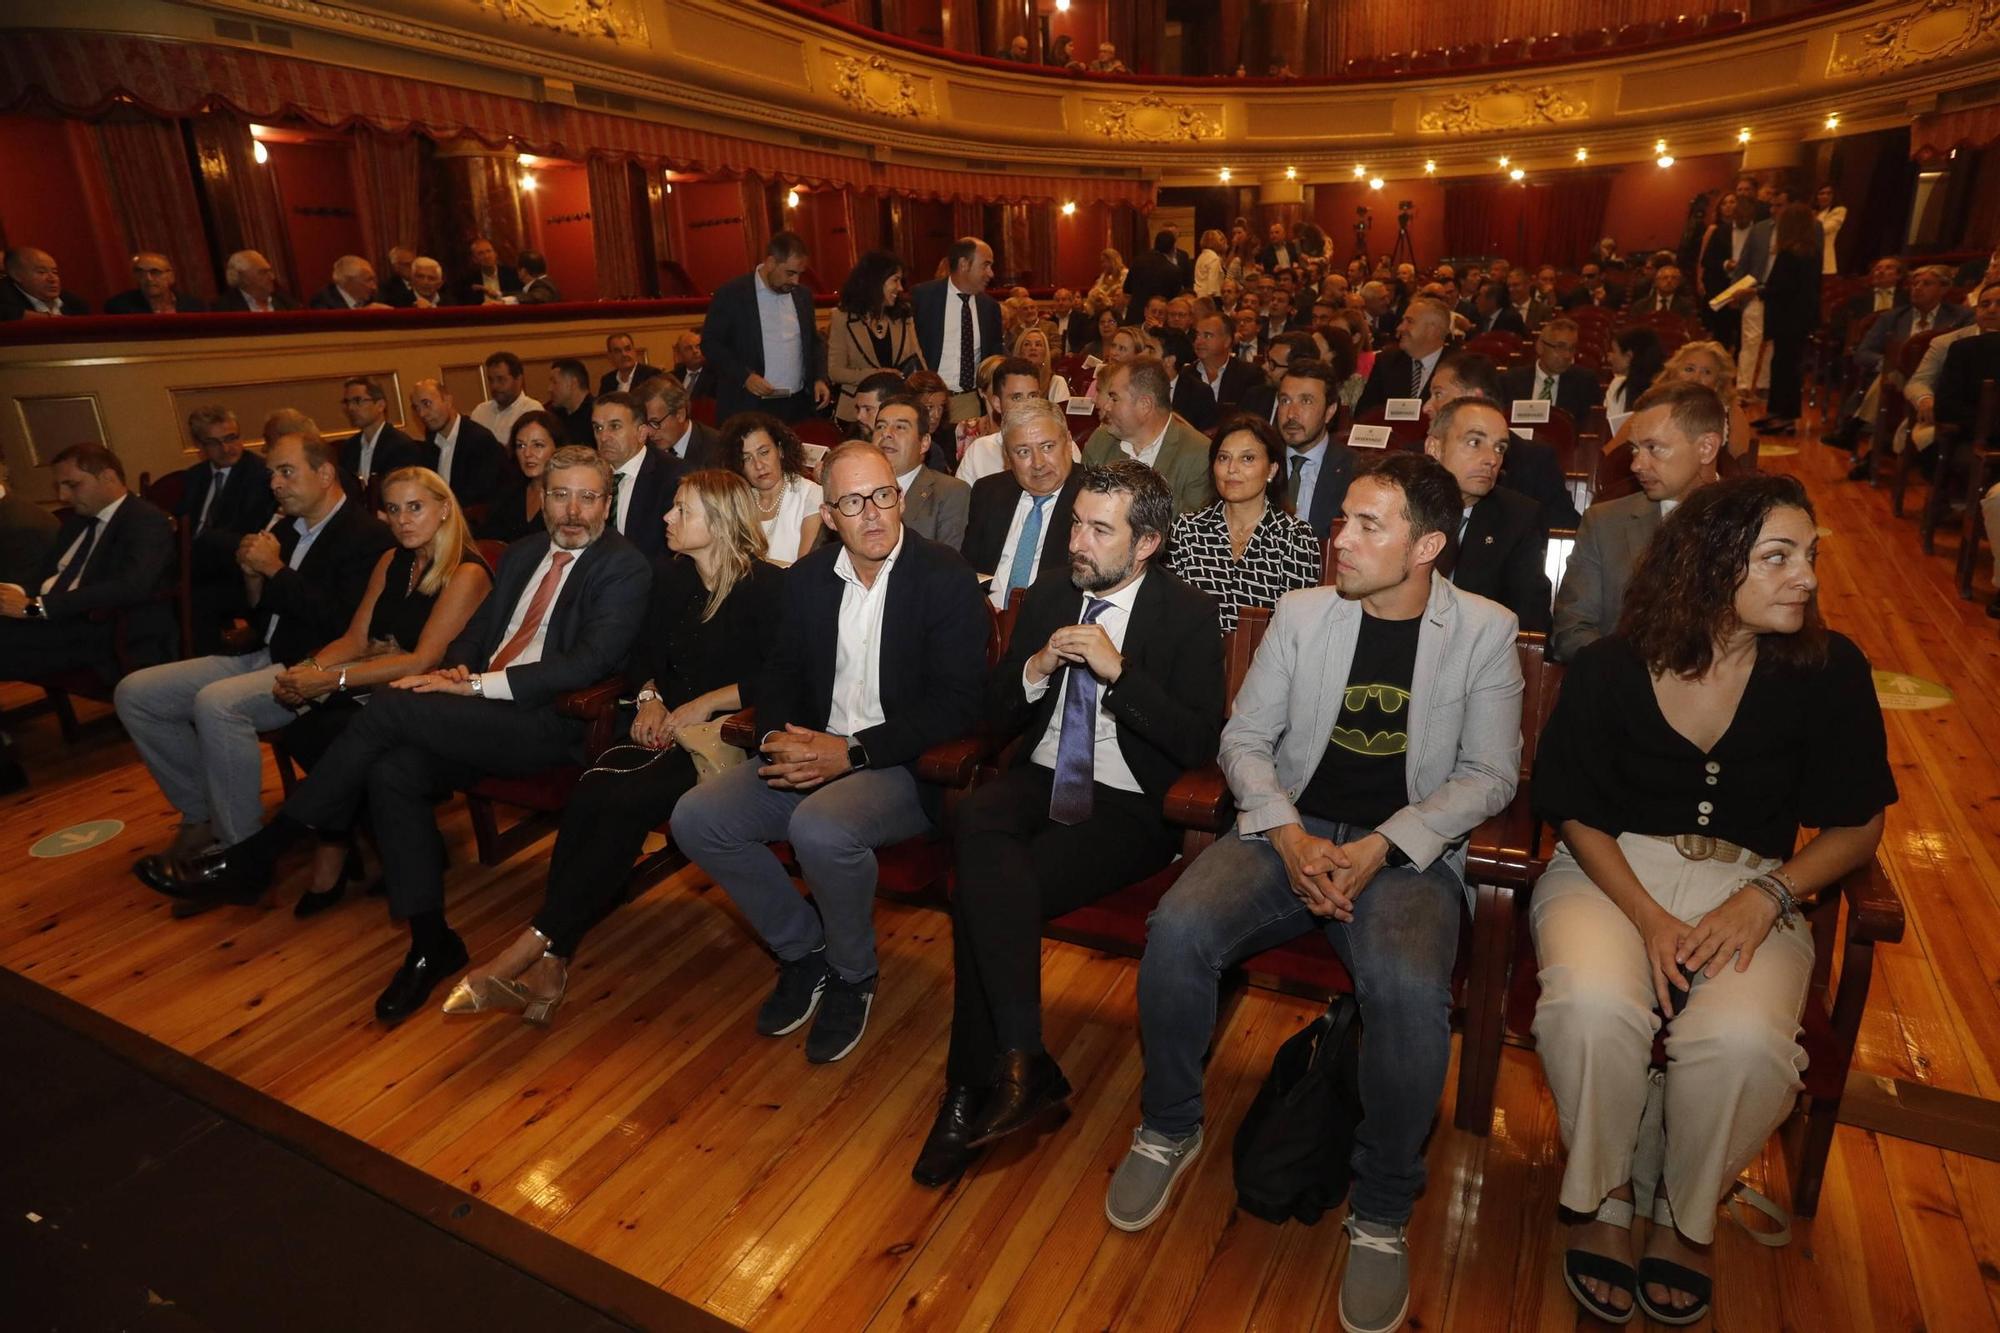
3;425;1998;1329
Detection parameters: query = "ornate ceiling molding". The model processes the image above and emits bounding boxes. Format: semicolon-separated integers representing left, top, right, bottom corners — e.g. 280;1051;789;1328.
830;54;926;119
1084;93;1223;143
473;0;647;44
1830;0;2000;74
1418;82;1588;134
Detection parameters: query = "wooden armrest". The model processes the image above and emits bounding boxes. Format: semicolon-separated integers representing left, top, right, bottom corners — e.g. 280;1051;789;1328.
1833;855;1904;945
1464;791;1537;887
720;707;756;750
914;735;990;787
555;677;625;721
1163;765;1231;831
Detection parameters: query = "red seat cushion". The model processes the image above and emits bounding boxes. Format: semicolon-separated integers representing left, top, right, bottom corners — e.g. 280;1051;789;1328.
470;767;583;811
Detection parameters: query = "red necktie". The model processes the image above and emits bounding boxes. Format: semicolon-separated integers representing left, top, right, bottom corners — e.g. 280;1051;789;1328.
489;551;573;671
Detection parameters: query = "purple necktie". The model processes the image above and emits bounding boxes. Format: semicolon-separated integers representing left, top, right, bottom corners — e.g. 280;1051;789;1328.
1049;597;1113;825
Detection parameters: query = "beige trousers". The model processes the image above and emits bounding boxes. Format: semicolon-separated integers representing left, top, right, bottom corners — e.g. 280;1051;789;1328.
1737;296;1771;394
1530;833;1813;1243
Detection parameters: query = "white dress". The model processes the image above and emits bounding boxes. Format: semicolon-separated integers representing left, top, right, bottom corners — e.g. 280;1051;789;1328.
759;474;823;564
1817;205;1846;275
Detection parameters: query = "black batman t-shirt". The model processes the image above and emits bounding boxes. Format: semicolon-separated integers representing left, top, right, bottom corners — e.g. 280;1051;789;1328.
1295;610;1421;828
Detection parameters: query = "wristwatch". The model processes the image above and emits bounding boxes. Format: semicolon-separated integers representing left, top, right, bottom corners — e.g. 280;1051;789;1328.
22;596;44;620
470;675;485;698
1381;838;1412;869
846;741;870;772
635;687;661;705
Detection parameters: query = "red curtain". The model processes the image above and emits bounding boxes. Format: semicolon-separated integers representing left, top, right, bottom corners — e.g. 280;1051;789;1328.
584;154;645;299
1329;0;1726;60
1912;103;2000;160
1442;175;1609;267
352;125;422;269
91;112;217;302
189;113;296;293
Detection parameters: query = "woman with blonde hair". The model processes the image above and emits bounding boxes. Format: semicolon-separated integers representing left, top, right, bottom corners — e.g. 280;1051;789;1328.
1596;339;1757;499
445;469;782;1023
1194;229;1227;299
269;465;494;916
1087;247;1127;316
1009;325;1073;403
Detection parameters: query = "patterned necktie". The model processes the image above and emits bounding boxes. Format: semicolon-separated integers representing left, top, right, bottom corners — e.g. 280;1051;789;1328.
1000;494;1051;601
489;550;574;671
1539;374;1555;402
49;518;99;595
1049;597;1114;825
1409;356;1424;399
610;470;626;532
197;467;227;534
958;292;976;392
1288;453;1308;507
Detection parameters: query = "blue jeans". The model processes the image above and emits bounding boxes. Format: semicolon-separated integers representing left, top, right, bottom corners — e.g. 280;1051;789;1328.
1137;819;1464;1226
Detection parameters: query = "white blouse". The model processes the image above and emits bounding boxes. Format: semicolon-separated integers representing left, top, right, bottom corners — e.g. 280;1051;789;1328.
759;474;823;565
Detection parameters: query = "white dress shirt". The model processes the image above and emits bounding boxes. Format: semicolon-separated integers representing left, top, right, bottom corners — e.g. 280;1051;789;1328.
611;447;645;535
353;421;387;481
41;492;127;595
479;540;583;699
668;421;694;459
1023;573;1145;795
935;281;984;392
1412;346;1444;398
1196;357;1231;397
826;534;904;739
432;415;463;486
263;495;344;648
471;393;545;445
1119;418;1172;469
610;366;641;394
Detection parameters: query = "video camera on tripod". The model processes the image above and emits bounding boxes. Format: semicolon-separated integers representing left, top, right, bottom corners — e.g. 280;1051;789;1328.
1353;205;1372;262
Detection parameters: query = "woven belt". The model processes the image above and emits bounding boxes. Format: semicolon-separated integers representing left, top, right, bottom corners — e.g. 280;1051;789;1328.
1645;833;1754;865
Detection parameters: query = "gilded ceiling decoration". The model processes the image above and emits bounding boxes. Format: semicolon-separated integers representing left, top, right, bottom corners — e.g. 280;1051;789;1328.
832;55;927;118
1085;93;1223;143
474;0;648;43
1830;0;2000;74
1419;82;1588;134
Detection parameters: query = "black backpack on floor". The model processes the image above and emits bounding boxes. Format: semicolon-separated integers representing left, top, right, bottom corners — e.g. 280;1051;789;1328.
1231;997;1364;1225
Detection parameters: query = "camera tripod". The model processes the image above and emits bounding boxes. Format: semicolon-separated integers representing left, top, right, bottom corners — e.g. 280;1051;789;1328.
1390;212;1417;269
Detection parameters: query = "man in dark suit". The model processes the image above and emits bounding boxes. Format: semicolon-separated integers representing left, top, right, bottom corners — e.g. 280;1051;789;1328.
1238;331;1319;425
1255;222;1296;272
1559;263;1624;310
671;330;714;401
1502;317;1603;424
1355;297;1453;418
456;237;523;306
705;231;832;424
589;391;684;563
143;446;651;1024
337;376;421;488
639;374;728;471
673;442;989;1064
1047;288;1091;354
408;378;508;512
599;331;664;398
1274;360;1357;540
915;459;1225;1186
1231;307;1268;365
1430;351;1579;531
1160;336;1218;433
1122;232;1186;327
875;395;969;549
1505;270;1553;334
377;247;419;308
543;358;597;446
1189;313;1261;412
306;255;383;311
913;236;1004;406
516;250;561;304
962;399;1082;607
214;249;299;313
104;253;206;315
1470;281;1527;337
1932;321;2000;459
1423;398;1550;632
176;406;275;654
117;428;394;863
0;246;90;318
1829;256;1906;353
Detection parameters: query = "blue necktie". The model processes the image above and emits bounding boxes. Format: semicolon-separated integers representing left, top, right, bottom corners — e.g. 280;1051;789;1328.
1049;597;1113;825
1000;494;1050;602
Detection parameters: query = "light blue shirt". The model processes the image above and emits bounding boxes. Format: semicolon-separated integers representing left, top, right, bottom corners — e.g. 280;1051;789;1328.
754;268;805;395
1290;436;1330;519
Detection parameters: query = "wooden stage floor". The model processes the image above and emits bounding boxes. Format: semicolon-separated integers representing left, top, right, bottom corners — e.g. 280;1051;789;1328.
4;437;1999;1331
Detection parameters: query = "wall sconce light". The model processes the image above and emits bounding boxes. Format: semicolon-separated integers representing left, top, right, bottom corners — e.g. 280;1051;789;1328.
1509;167;1526;182
1574;147;1589;162
1423;160;1437;174
785;188;800;208
517;152;534;167
1824;113;1841;131
1369;177;1384;191
1061;200;1077;216
1218;167;1231;182
252;140;269;165
519;172;539;191
1352;164;1365;178
1497;155;1510;168
1738;127;1752;143
1656;154;1675;168
1055;0;1070;10
1284;166;1297;180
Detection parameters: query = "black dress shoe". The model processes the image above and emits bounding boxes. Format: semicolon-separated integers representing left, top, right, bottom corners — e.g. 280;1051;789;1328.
292;885;346;920
913;1084;988;1188
375;934;470;1026
966;1050;1072;1148
138;848;262;900
1845;459;1873;482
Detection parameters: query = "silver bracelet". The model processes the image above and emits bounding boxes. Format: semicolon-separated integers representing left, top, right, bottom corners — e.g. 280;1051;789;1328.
1745;874;1799;930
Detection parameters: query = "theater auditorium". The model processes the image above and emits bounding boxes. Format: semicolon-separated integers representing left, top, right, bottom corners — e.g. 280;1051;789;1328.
2;0;1999;1328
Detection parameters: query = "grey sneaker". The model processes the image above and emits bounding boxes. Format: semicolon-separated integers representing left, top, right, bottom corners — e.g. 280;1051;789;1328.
1340;1216;1411;1333
1104;1125;1203;1232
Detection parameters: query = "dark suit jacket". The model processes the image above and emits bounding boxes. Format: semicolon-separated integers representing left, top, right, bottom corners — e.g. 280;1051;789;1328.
306;284;373;311
378;275;418;309
1934;331;2000;436
612;447;687;563
1354;347;1437;418
339;422;421;485
1237;380;1279;425
35;495;177;666
178;454;276;581
548;397;595;447
705;270;828;420
1560;284;1625;310
1194;357;1261;412
417;417;509;511
103;290;206;315
912;278;1004;386
1122;251;1185;323
670;419;729;471
1256;243;1296;271
1054;313;1093;354
1171;374;1218;432
210;288;301;313
455;265;523;306
253;497;394;664
992;566;1225;808
519;275;562;305
447;529;652;713
1450;486;1551;634
1499;433;1582;532
1503;365;1603;424
1297;440;1357;541
1474;307;1528;337
677;364;716;400
0;487;57;587
961;473;1081;590
754;533;989;771
1855;301;1974;378
0;282;89;319
598;363;666;397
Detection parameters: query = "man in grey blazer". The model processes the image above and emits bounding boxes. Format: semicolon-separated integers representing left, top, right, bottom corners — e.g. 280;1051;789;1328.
1551;381;1724;662
1108;452;1522;1333
875;394;968;549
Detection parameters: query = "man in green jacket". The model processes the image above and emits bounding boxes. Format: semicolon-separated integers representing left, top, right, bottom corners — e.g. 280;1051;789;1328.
1081;357;1216;516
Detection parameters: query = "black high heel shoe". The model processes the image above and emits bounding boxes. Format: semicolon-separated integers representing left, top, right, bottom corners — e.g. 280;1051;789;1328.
293;840;366;920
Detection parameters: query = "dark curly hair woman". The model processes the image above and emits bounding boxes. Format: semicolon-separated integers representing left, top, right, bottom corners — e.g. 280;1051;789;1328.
1527;473;1895;1326
721;411;820;564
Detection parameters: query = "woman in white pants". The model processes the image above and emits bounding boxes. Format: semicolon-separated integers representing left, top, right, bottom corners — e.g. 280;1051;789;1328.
1529;474;1894;1326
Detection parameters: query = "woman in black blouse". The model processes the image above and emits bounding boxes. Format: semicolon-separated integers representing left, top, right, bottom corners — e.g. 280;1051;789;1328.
476;411;559;542
1530;475;1894;1326
1168;414;1321;631
444;469;779;1023
270;467;493;916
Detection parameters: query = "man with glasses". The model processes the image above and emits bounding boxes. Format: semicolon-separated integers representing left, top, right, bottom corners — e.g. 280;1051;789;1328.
105;253;205;315
338;376;420;488
177;405;275;652
1503;317;1602;423
637;374;726;470
589;391;682;561
673;442;989;1064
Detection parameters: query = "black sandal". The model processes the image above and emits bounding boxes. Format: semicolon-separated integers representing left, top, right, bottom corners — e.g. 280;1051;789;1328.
1562;1196;1638;1325
1636;1194;1714;1326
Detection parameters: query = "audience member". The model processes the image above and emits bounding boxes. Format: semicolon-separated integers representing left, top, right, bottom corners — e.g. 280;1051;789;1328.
1605;328;1667;420
408;379;508;513
1044;287;1089;353
543;358;596;445
217;249;298;312
725;412;822;564
1;246;89;318
849;369;905;441
954;356;1047;485
875;394;969;549
408;256;449;308
1425;352;1581;534
1506;269;1551;332
640;374;726;470
1828;256;1906;355
672;441;989;1063
1271;360;1356;540
307;255;384;310
1533;474;1892;1326
446;469;780;1021
1124;232;1185;328
673;330;712;400
178;406;276;653
457;237;522;305
918;460;1224;1186
600;332;663;397
1009;326;1071;404
1003;34;1030;61
104;252;204;314
830;250;922;424
377;247;419;308
515;250;560;304
914;237;1002;410
1190;313;1259;411
1083;307;1122;361
1503;317;1604;422
1239;330;1319;423
1561;262;1624;311
589;391;684;562
1256;223;1295;272
1754;204;1822;436
1086;248;1127;320
1553;381;1724;660
1168;414;1320;631
1423;397;1551;631
1089;42;1129;73
469;351;546;443
706;231;831;423
1932;288;2000;468
1471;281;1525;336
338;376;420;488
907;369;959;472
963;399;1083;608
1696;193;1743;347
1114;452;1521;1333
1231;307;1266;363
1834;265;1971;466
1082;358;1213;515
0;458;57;588
478;411;561;543
1355;297;1451;417
1886;283;1988;467
1159;332;1217;433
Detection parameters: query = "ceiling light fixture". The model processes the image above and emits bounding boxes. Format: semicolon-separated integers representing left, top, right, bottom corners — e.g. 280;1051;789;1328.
519;172;538;191
1656;154;1675;168
1655;138;1668;153
1061;200;1077;216
1352;163;1366;178
1369;176;1384;190
1825;113;1841;130
517;151;534;166
1509;167;1526;182
1575;147;1588;162
1738;127;1752;143
1497;155;1510;168
1284;165;1297;180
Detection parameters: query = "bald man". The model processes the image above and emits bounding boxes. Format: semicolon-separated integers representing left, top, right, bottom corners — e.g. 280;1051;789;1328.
307;255;384;311
105;253;206;315
1;247;90;319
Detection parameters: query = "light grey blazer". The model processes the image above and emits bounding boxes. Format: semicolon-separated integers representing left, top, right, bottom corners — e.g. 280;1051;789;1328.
902;466;971;551
1221;573;1523;907
1551;491;1663;663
